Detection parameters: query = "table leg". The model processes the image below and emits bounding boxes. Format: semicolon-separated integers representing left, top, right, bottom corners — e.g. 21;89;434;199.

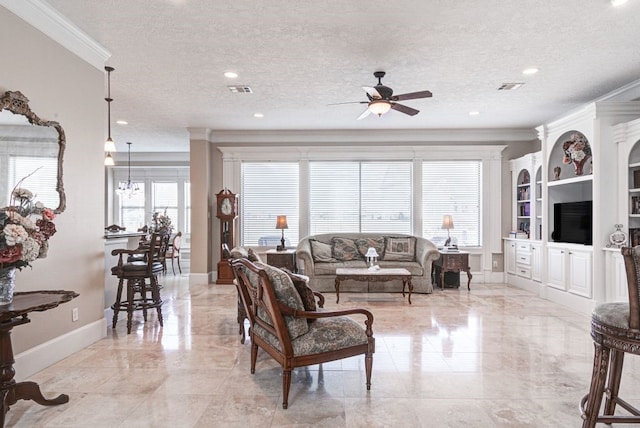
466;268;472;291
407;277;413;304
334;277;341;304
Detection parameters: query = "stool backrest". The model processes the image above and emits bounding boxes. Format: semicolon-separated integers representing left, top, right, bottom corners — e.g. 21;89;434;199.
621;246;640;329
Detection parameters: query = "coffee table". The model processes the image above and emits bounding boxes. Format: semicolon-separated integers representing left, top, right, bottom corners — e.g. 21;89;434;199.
334;267;413;304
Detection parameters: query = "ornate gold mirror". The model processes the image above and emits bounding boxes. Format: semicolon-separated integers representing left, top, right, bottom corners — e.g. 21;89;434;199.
0;91;66;213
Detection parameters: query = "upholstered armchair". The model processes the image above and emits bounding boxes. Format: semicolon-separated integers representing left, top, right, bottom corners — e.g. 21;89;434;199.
230;257;375;409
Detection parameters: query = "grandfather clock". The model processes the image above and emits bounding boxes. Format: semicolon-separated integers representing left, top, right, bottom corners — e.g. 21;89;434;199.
216;189;238;284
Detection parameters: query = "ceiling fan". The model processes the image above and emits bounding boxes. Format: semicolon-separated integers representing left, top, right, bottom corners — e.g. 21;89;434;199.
333;71;433;120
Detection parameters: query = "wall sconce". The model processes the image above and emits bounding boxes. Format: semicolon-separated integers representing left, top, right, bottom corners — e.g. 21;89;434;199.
275;215;288;251
442;214;454;247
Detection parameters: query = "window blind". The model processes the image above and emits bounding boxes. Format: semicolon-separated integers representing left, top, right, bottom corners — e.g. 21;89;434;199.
422;161;481;246
241;162;299;246
309;161;412;234
153;182;178;228
119;183;146;231
8;156;58;207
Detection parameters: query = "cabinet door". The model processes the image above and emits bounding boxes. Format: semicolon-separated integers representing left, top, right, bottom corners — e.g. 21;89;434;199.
506;241;516;274
568;249;592;298
547;247;566;290
531;243;542;282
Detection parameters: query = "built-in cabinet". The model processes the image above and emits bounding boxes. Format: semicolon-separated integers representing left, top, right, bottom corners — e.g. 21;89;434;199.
505;101;640;313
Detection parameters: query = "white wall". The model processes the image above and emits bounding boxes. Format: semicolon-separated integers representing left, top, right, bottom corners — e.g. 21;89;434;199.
1;6;106;375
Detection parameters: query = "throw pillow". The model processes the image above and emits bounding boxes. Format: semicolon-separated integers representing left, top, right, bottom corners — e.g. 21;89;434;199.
383;236;416;261
332;237;361;261
281;268;317;316
230;246;249;259
310;240;336;262
355;237;386;260
247;248;263;263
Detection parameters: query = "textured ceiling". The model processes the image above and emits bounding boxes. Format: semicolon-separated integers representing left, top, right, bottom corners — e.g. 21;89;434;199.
42;0;640;152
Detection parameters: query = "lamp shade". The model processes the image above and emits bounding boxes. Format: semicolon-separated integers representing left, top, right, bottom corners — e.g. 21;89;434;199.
275;215;288;230
365;247;379;258
441;215;454;230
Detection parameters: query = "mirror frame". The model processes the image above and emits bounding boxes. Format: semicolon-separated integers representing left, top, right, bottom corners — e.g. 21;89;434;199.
0;90;66;213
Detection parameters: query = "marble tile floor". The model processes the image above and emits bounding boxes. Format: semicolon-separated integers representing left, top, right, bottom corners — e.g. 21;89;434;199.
7;276;640;427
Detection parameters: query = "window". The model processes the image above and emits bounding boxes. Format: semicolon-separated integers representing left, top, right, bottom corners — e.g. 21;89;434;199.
309;161;412;234
119;183;146;232
422;161;482;246
153;182;178;228
8;156;58;207
241;162;299;246
184;181;191;234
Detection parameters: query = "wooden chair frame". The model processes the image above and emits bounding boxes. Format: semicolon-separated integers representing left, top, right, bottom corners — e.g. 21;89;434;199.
230;257;374;409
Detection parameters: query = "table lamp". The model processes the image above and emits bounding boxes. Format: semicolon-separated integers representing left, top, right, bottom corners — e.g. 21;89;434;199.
275;215;288;251
365;247;379;268
442;214;454;247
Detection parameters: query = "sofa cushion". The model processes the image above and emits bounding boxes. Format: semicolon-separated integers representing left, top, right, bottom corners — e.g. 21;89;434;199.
247;248;263;263
355;237;386;260
310;240;337;262
230;246;249;259
281;268;317;313
314;260;368;275
252;316;367;355
377;260;424;276
332;237;361;261
383;236;416;261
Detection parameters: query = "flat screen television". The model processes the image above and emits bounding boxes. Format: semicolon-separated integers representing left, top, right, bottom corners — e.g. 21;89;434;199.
551;201;592;245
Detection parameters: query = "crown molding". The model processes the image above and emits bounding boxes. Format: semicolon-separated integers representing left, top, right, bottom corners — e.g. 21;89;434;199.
208;128;537;145
0;0;110;70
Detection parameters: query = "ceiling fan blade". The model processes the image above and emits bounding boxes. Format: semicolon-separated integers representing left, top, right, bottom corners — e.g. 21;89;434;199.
391;103;419;116
357;108;372;120
363;86;382;100
391;90;433;101
328;101;368;106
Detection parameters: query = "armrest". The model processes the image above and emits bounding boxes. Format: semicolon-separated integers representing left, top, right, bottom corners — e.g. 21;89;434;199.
312;291;325;308
296;240;314;276
415;238;439;277
278;302;374;336
111;248;149;257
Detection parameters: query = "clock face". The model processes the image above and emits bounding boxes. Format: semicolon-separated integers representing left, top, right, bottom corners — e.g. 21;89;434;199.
221;198;233;216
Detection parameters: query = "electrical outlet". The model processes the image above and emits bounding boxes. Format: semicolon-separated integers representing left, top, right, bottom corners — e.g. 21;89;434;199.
72;307;78;322
492;260;498;269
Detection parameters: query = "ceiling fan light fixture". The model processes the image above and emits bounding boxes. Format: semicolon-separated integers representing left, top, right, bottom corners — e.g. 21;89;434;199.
368;100;392;116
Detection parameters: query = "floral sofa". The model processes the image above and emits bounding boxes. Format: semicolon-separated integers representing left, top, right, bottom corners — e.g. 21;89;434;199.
296;233;439;294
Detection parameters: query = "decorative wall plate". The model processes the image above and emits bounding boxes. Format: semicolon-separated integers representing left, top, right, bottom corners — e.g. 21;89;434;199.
608;224;627;248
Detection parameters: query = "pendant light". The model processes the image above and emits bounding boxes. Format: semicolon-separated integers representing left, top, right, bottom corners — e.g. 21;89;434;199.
116;142;140;198
104;66;116;153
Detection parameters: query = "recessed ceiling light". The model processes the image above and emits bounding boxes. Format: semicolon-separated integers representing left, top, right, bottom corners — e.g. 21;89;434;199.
224;71;238;78
254;113;264;118
469;111;480;116
611;0;628;6
116;120;128;125
522;68;539;75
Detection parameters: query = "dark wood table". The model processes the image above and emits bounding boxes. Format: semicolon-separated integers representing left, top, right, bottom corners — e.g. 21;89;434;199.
0;290;78;427
266;249;297;273
433;251;472;290
334;267;413;304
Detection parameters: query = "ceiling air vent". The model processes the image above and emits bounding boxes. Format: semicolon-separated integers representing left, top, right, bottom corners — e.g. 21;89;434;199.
227;85;253;93
498;83;525;91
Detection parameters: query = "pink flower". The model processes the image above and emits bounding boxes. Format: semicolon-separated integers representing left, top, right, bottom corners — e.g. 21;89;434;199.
42;208;55;220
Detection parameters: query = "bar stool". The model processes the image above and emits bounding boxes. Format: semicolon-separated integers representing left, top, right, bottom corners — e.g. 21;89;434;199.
110;231;170;334
580;246;640;426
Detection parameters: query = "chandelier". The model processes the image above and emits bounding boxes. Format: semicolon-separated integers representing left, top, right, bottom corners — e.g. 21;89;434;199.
116;142;140;198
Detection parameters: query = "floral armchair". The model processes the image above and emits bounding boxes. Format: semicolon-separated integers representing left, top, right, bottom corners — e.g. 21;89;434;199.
230;257;375;409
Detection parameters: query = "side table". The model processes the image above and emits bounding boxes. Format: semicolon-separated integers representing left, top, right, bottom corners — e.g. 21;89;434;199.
432;251;472;291
0;290;78;427
266;249;297;272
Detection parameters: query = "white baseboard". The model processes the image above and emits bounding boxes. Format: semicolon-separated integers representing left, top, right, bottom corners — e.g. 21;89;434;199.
14;317;107;381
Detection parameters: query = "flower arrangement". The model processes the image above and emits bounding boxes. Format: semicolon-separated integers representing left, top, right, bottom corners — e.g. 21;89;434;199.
562;133;592;176
150;210;173;233
0;187;57;271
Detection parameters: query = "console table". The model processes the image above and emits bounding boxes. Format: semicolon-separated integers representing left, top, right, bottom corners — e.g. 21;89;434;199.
334;267;413;304
0;290;79;427
433;251;472;291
